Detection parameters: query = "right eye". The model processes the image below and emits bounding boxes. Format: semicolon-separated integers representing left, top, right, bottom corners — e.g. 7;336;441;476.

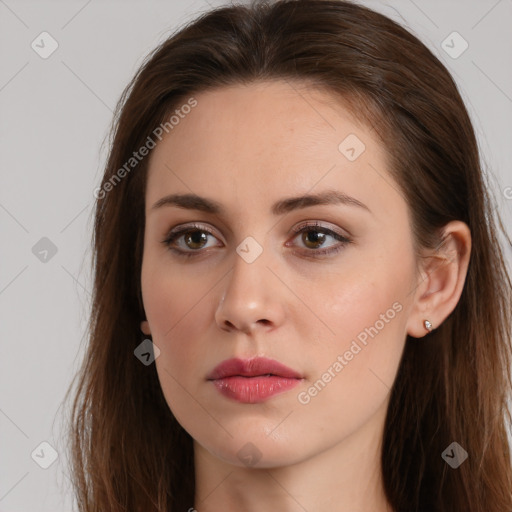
161;223;222;258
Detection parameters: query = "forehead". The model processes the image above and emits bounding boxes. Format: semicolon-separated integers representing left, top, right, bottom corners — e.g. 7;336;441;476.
158;80;369;152
145;80;393;215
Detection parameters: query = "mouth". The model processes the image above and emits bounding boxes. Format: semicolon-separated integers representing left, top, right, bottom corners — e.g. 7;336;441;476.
206;356;303;380
207;357;303;403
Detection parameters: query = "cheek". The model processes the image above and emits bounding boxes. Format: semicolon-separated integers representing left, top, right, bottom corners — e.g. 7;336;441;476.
291;283;407;444
141;254;211;339
142;268;212;426
300;256;411;401
141;259;214;389
315;258;409;344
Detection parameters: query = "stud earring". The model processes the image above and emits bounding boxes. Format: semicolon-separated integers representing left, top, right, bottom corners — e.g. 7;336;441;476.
424;319;433;332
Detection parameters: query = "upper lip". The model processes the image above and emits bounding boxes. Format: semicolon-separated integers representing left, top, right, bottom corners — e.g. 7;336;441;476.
207;357;303;380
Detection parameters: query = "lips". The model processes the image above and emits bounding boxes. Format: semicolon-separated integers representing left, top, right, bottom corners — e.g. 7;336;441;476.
206;357;303;403
206;357;303;380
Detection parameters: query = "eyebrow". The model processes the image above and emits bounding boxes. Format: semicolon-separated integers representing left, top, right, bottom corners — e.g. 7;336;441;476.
150;189;371;216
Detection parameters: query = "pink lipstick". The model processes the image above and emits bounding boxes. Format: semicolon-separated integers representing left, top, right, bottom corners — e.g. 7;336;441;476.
207;357;303;404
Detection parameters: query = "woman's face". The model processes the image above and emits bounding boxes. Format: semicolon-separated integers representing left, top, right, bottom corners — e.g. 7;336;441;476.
141;80;419;468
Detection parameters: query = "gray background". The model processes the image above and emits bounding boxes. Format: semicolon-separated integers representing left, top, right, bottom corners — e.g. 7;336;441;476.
1;0;511;510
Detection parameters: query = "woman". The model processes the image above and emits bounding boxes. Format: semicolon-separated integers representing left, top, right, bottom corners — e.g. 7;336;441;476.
65;0;512;510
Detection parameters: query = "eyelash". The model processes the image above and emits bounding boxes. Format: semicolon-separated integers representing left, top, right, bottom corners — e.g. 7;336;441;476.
161;221;352;259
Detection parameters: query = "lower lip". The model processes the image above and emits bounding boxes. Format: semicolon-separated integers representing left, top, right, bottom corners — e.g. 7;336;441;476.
210;376;302;403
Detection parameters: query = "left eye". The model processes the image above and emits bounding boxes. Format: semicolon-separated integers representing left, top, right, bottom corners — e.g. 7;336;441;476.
288;222;352;255
162;222;352;257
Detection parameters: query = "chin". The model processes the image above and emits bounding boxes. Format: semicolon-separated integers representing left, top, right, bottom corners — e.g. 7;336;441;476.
198;430;310;469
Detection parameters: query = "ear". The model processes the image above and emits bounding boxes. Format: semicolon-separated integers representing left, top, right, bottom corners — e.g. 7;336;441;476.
406;220;471;338
141;320;152;336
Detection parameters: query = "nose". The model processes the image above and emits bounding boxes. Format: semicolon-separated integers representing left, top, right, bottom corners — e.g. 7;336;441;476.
214;248;286;335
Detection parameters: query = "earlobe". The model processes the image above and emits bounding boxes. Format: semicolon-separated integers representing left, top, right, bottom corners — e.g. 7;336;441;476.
406;221;471;339
141;320;152;336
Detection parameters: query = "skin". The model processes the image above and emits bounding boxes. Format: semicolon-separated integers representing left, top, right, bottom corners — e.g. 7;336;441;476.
140;80;471;512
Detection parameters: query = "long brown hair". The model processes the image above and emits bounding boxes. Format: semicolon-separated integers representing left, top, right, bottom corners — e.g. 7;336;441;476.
63;0;512;510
